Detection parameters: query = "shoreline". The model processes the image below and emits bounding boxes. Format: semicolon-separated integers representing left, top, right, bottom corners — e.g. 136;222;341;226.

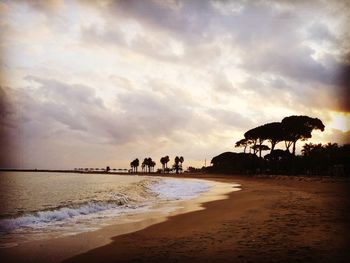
1;174;349;263
65;174;350;263
0;175;239;263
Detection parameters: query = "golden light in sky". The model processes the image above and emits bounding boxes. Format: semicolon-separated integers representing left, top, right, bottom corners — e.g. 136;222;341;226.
0;0;349;169
328;112;350;132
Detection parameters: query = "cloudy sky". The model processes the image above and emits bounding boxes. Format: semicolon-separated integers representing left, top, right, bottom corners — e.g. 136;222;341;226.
1;0;349;169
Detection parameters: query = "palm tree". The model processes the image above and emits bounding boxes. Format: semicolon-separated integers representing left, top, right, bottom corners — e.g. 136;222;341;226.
130;159;139;173
174;156;180;174
142;158;147;172
179;156;184;172
302;143;313;157
164;156;170;169
160;156;170;173
151;160;156;172
160;157;166;173
134;158;139;173
146;158;151;173
130;161;134;172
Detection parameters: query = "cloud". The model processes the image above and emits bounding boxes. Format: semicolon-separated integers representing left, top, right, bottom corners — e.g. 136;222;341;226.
0;86;16;167
10;76;201;146
207;108;253;129
336;56;350;112
1;0;349;168
211;72;236;94
307;22;337;43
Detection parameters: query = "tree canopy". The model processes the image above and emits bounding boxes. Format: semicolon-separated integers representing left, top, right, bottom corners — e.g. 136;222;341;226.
281;115;325;155
130;158;139;173
173;156;184;174
160;156;170;173
237;115;325;156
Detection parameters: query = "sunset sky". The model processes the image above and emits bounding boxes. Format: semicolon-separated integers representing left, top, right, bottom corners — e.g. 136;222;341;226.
1;0;349;169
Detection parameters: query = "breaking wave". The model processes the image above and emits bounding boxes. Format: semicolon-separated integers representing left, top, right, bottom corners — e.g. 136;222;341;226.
0;193;132;232
0;176;211;238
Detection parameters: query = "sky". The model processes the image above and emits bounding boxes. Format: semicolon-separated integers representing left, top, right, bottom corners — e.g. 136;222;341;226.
0;0;349;170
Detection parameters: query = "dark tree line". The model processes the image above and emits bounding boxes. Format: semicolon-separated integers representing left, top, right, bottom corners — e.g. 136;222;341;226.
141;158;156;173
210;115;349;176
173;156;184;174
299;143;350;176
129;156;184;174
236;115;325;157
130;159;139;173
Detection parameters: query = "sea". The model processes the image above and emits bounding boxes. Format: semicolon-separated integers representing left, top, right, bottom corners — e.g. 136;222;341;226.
0;171;212;248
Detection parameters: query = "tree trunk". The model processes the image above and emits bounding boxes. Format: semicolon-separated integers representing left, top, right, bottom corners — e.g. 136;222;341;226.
285;141;292;153
259;141;262;158
292;141;297;156
270;142;276;154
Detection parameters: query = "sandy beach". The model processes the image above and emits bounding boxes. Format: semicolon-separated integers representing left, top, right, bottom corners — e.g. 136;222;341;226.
1;174;350;263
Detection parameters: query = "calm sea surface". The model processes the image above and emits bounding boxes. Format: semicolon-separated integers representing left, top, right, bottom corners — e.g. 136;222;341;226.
0;172;210;247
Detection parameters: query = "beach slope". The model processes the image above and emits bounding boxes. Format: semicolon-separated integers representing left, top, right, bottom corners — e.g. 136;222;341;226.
63;175;350;263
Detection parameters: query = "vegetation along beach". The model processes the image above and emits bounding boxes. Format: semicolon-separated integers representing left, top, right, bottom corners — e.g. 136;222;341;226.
1;0;349;262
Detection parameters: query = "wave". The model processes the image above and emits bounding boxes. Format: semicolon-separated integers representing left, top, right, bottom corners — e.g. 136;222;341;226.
0;193;132;232
149;179;210;200
0;178;211;235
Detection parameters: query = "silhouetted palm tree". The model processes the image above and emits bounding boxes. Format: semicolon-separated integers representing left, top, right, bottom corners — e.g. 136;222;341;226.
164;156;170;169
130;158;140;173
160;156;170;173
142;158;147;172
151;160;156;172
160;157;166;173
179;156;184;172
135;158;139;172
174;156;180;174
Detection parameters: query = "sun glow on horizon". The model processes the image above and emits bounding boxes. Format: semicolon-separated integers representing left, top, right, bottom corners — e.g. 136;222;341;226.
328;111;350;133
0;0;349;169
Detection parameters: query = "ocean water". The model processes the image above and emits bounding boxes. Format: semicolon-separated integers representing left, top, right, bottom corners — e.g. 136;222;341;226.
0;172;211;247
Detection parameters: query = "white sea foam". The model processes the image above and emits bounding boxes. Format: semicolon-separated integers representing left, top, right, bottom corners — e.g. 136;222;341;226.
0;174;211;243
149;178;211;201
0;200;133;232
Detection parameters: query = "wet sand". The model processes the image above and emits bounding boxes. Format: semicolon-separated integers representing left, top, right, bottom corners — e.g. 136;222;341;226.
2;174;350;263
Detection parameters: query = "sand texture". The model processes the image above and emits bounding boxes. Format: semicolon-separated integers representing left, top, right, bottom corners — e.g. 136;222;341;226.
1;175;350;263
64;175;350;263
